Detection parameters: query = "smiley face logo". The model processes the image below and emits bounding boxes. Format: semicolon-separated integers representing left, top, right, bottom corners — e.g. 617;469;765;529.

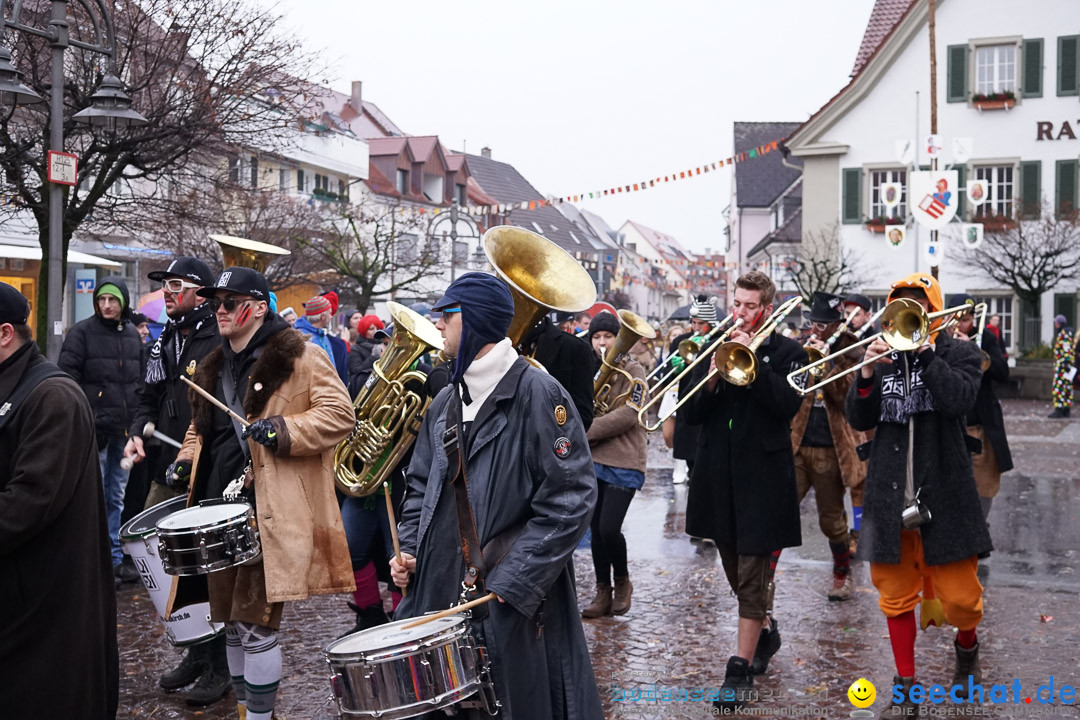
847;678;876;708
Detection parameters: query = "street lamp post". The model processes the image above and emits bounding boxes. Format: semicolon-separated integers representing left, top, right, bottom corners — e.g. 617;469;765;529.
428;201;481;281
0;0;146;360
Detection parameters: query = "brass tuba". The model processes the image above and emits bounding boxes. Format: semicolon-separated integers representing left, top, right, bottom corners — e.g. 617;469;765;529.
333;302;444;496
210;234;291;272
483;225;598;358
594;310;655;416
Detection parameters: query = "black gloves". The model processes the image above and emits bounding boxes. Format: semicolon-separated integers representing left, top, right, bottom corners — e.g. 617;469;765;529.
164;460;192;491
242;417;280;449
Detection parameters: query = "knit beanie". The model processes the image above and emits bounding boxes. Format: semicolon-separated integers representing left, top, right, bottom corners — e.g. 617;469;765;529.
357;314;384;338
303;295;332;316
588;311;621;341
689;294;717;322
97;283;125;310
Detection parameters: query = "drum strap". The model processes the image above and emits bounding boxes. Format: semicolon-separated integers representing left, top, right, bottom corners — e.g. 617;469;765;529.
0;361;66;434
220;354;253;468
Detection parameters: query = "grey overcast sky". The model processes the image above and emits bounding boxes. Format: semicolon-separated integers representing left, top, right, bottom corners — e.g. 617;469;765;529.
273;0;876;254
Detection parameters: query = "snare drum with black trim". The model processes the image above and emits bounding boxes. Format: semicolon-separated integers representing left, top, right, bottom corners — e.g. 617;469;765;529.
324;615;495;719
155;501;261;576
119;496;224;645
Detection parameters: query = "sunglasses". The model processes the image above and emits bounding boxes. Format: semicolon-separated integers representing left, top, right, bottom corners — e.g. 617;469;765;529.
161;278;201;293
440;308;462;322
208;296;251;313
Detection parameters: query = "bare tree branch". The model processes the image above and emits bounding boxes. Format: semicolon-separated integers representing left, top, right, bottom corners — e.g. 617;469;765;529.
790;223;871;300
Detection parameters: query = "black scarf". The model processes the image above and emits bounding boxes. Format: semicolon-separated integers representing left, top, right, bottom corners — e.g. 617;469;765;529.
145;303;216;384
879;349;935;424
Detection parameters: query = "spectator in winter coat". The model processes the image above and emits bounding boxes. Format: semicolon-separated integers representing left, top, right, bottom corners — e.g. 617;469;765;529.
58;276;144;584
294;295;349;386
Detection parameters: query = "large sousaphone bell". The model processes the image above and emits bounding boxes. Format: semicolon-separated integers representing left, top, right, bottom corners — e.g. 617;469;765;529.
210;234;291;272
333;302;445;496
483;226;598;353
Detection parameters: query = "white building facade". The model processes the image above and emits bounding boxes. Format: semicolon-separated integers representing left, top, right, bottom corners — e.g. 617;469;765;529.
788;0;1080;351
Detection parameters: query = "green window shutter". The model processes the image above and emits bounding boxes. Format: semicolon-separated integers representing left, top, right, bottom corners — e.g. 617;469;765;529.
1022;39;1044;98
1055;159;1077;216
1057;35;1079;96
1019;161;1041;219
956;166;967;219
947;45;968;102
842;168;862;224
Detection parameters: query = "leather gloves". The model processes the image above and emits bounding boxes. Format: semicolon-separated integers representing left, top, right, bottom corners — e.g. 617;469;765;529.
164;460;192;492
242;417;280;449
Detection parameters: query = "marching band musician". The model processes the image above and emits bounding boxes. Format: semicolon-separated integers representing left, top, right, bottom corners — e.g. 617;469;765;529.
122;256;232;705
170;267;355;720
390;272;603;719
845;273;991;716
680;271;805;712
523;309;595;430
788;292;866;602
580;311;648;619
840;292;873;553
948;293;1013;572
666;294;718;486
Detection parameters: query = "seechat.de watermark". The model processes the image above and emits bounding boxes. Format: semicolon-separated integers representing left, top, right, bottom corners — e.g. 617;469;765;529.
890;675;1076;709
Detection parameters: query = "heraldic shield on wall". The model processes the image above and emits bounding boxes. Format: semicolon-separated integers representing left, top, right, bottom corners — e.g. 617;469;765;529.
908;170;958;230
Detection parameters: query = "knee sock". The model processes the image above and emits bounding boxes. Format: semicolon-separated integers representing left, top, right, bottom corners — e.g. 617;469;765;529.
887;611;917;678
390;589;402;612
352;561;382;608
224;624;247;706
957;628;978;650
236;622;282;720
829;541;851;575
852;506;862;533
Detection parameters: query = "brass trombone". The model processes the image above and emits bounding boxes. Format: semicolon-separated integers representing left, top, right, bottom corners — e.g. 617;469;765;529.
786;298;988;397
637;296;803;431
635;317;744;431
646;313;734;387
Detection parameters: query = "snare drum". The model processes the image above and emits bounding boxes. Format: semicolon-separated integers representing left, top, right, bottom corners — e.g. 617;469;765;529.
119;496;224;645
324;616;484;719
156;502;261;576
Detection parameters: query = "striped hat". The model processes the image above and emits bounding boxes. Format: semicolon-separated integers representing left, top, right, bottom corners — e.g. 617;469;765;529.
689;295;717;323
303;295;332;316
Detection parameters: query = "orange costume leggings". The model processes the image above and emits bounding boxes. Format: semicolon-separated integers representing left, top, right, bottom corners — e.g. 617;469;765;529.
869;530;983;631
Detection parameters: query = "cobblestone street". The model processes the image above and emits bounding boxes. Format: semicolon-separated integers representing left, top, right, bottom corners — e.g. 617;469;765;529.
116;399;1080;719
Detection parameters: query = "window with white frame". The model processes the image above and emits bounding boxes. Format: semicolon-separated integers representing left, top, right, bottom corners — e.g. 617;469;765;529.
869;169;907;220
974;165;1014;217
975;44;1016;95
972;295;1014;349
279;168;289;192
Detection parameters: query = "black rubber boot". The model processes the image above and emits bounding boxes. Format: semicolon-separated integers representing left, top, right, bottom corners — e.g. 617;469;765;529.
1048;407;1067;418
951;639;982;687
714;656;754;713
339;601;390;638
750;617;781;675
184;635;231;706
879;675;920;718
159;645;203;691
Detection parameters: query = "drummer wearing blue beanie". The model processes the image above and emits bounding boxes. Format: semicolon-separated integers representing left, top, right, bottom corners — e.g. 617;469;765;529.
390;271;603;718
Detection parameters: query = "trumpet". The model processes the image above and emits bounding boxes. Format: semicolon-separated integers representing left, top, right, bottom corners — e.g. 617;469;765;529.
646;313;735;387
803;306;862;382
787;298;988;396
635;317;744;431
593;309;656;416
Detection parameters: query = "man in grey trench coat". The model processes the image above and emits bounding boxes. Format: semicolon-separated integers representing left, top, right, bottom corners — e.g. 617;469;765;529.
391;272;603;720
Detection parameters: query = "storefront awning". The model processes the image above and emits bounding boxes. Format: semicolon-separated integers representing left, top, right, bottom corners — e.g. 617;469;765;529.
0;244;123;268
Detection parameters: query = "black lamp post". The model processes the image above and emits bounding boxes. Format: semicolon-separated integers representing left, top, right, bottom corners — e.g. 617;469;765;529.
427;201;482;280
0;0;147;360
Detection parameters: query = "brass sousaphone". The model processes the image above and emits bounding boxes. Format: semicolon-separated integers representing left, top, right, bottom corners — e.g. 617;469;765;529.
210;234;291;272
483;225;598;362
593;310;655;416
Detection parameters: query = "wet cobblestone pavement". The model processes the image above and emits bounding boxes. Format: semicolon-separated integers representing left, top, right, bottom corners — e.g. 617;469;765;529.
116;400;1080;719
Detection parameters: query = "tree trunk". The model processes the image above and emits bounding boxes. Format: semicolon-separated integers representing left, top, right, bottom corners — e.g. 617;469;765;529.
1017;294;1042;349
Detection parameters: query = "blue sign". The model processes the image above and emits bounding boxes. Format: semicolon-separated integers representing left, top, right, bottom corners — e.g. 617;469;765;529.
75;277;96;294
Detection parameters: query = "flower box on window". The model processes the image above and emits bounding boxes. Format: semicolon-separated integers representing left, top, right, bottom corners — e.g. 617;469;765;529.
864;217;904;234
976;214;1017;232
972;91;1016;111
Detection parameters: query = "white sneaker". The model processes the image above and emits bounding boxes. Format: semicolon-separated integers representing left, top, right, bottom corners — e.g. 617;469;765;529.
672;459;688;485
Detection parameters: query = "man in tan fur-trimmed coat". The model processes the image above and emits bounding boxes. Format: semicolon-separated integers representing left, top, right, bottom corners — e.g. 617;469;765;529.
166;267;355;720
788;292;868;602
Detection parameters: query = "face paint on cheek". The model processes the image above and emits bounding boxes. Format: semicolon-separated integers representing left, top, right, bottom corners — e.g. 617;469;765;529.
234;304;253;328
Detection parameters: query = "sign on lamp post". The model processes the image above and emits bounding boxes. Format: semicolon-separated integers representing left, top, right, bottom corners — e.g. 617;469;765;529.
47;150;77;185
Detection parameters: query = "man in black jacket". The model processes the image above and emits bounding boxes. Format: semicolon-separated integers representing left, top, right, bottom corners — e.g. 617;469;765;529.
664;294;719;485
59;276;143;585
0;282;118;720
121;256;229;706
846;274;991;716
525;312;595;430
681;272;804;711
948;294;1013;565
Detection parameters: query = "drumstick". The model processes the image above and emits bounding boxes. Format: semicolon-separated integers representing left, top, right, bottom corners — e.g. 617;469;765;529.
180;376;250;427
400;592;497;630
383;481;406;597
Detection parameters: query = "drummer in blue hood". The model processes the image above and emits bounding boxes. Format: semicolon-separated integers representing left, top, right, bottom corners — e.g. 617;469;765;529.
390;271;602;719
